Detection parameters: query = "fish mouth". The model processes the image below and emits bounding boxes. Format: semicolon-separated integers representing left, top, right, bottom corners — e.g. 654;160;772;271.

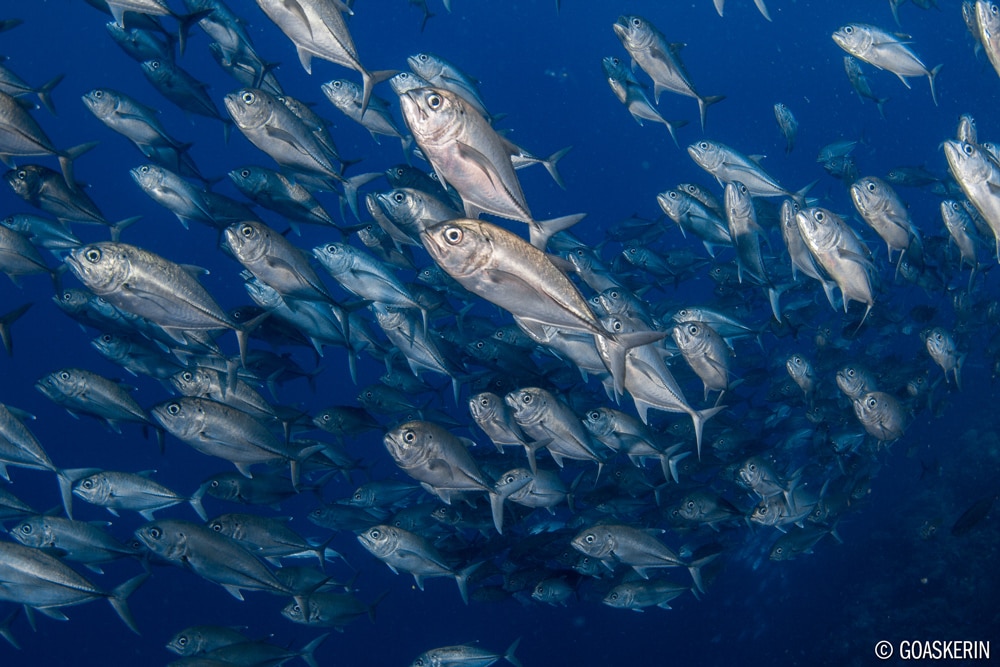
612;20;628;39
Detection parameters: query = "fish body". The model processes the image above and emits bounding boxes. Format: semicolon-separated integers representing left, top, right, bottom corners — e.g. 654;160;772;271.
612;15;724;130
832;23;941;104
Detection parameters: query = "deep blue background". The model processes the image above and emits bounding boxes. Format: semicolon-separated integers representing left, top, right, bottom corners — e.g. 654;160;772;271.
0;1;997;665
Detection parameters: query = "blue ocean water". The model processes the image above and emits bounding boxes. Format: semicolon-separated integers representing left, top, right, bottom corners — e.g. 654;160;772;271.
0;1;997;665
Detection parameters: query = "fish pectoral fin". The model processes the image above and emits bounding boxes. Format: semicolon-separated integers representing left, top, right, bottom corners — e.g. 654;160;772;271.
454;141;503;190
34;607;69;622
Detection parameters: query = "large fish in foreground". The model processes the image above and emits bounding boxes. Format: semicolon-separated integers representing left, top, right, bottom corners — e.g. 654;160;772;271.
832;23;941;105
612;15;725;130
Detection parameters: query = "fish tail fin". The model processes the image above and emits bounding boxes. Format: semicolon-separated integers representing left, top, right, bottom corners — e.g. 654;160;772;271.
0;302;32;356
928;64;942;107
792;179;818;207
188;488;207;522
56;467;101;519
360;69;399;117
368;591;389;623
664;118;688;148
504;638;523;667
529;212;586;250
300;633;331;667
37;73;65;115
876;97;889;120
692;405;726;461
109;215;142;242
58;141;99;190
343;172;384;222
686;553;719;594
109;573;148;635
540;145;573;189
697;95;726;131
175;9;211;58
455;561;483;605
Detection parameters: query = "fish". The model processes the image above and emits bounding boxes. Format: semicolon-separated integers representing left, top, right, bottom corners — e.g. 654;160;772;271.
849;176;922;267
832;23;941;105
853;391;908;442
688;140;812;202
922;327;964;389
942;139;1000;263
773;103;798;154
409;639;522;667
0;90;95;189
976;1;1000;80
612;15;725;130
254;0;395;114
951;495;996;536
382;420;492;504
602;55;687;146
64;242;254;361
843;56;889;119
134;518;297;599
795;207;875;325
357;524;478;603
399;86;584;249
420;217;664;397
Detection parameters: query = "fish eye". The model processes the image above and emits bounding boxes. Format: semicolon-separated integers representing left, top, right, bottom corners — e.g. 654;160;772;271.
148;527;162;539
167;402;181;415
418;54;429;61
59;371;70;380
631;17;641;27
775;547;783;555
749;463;757;472
176;637;187;646
332;80;342;88
82;479;93;489
814;211;825;222
505;475;515;484
393;192;405;202
612;320;623;332
844;26;853;34
522;394;532;404
475;341;484;349
19;524;31;534
181;371;192;381
687;501;695;510
403;430;416;443
150;60;160;69
210;522;222;532
585;534;595;543
101;334;112;342
847;369;855;377
139;165;149;173
427;93;442;109
242;91;255;104
444;227;463;244
479;397;489;407
739;184;748;194
240;224;254;237
609;592;618;600
668;191;678;199
370;528;381;539
320;413;331;422
16;169;25;179
866;182;876;192
240;169;251;178
867;397;877;408
210;480;219;488
699;142;708;150
588;410;600;420
85;248;102;263
687;324;699;335
963;144;974;155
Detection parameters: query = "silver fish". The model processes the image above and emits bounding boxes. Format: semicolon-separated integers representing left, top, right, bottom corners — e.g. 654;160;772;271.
832;23;941;105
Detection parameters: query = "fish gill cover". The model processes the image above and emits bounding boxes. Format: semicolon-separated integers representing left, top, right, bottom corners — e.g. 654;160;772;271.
0;1;997;666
